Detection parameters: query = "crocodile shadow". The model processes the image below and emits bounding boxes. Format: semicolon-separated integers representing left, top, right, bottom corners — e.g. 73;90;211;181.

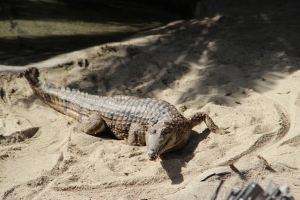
160;129;211;184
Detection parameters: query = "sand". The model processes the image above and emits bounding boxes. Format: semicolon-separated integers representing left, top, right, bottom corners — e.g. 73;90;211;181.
1;1;300;199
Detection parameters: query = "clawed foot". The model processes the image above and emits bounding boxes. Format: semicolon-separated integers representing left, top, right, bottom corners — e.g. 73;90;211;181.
215;128;230;135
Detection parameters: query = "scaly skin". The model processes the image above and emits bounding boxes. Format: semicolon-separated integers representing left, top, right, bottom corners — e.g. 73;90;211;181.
24;67;222;160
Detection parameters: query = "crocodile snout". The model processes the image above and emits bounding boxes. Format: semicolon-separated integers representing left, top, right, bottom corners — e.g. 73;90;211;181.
148;149;157;161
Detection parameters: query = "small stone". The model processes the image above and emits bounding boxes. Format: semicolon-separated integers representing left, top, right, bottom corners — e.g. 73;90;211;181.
243;88;252;96
225;92;232;96
180;105;187;112
10;88;16;94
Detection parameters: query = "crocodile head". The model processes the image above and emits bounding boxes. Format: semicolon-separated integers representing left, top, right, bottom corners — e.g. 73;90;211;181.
146;123;178;161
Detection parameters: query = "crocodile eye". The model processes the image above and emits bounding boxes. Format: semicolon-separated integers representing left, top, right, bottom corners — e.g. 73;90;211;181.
161;128;170;134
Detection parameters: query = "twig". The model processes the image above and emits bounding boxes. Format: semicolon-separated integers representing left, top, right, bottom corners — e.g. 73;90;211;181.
210;180;224;200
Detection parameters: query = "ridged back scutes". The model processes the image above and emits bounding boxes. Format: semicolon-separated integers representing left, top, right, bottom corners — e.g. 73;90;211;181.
98;97;178;126
37;82;184;126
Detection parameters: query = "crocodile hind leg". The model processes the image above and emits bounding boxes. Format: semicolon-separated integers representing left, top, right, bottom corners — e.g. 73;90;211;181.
127;123;147;146
74;113;106;135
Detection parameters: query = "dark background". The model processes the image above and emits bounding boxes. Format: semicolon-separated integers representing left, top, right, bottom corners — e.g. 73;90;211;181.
0;0;197;65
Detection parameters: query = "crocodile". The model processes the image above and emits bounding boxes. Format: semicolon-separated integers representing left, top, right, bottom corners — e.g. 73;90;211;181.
24;67;223;161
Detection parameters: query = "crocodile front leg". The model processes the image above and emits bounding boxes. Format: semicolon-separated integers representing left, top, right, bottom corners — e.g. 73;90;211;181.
127;123;147;146
188;112;229;135
74;113;106;135
188;112;220;133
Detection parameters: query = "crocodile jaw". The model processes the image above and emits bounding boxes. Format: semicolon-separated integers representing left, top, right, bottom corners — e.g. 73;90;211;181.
146;133;176;161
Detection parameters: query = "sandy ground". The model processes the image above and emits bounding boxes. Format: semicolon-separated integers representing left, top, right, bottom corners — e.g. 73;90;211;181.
1;1;300;199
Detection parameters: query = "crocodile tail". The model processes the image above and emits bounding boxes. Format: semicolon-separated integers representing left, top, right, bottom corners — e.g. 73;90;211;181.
23;67;40;87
